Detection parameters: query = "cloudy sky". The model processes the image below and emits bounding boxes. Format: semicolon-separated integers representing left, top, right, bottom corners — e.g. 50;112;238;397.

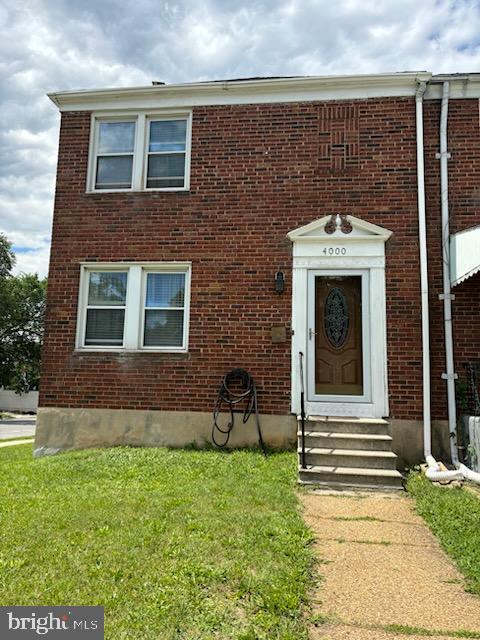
1;0;479;277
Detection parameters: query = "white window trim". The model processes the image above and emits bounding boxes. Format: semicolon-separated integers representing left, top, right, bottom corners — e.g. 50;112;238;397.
76;262;192;352
86;111;192;194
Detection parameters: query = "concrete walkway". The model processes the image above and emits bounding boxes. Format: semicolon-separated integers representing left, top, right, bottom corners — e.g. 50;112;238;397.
302;490;480;640
0;416;36;440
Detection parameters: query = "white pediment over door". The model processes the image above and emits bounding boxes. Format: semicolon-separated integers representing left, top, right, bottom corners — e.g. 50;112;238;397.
287;214;393;243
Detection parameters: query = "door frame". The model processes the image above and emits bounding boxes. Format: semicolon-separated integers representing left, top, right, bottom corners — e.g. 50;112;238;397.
288;214;392;419
306;269;371;404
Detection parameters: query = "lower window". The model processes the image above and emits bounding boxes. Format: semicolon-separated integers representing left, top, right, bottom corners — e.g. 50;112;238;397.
77;263;191;351
143;272;186;348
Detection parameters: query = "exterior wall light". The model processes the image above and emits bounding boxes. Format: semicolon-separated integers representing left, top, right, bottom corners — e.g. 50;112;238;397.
275;271;285;294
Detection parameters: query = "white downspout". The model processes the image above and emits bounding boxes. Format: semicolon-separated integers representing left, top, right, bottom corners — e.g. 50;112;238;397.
415;81;432;459
437;81;460;467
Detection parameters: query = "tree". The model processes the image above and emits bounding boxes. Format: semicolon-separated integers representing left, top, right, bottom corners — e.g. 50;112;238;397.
0;234;47;393
0;234;15;278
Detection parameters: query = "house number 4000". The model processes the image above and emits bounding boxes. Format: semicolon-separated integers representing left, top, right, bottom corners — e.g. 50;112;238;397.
322;247;347;256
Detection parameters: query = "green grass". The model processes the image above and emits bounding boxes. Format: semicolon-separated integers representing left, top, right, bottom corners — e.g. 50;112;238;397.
334;538;392;546
0;445;314;639
332;515;382;522
383;623;480;638
306;618;480;638
407;473;480;595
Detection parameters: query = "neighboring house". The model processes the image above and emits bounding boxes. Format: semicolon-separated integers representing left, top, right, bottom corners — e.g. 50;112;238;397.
36;72;480;487
0;388;38;413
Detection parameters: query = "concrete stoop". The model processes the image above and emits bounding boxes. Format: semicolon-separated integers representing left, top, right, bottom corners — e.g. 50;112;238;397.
297;416;403;491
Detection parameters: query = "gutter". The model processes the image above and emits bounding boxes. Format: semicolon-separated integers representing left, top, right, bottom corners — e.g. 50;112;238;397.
47;93;60;109
46;71;432;111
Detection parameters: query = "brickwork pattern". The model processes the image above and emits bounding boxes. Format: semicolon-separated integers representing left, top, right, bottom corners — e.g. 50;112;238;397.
318;104;360;173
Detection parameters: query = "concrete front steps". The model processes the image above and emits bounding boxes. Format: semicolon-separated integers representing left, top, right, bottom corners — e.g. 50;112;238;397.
297;416;403;491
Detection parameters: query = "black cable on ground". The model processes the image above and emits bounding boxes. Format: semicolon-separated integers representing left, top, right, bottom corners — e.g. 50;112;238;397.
212;368;267;456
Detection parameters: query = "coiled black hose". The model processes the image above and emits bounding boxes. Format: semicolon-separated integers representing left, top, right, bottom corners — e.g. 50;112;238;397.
212;368;267;456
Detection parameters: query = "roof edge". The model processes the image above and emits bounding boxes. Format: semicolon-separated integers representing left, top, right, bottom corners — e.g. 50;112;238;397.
47;71;432;112
425;73;480;99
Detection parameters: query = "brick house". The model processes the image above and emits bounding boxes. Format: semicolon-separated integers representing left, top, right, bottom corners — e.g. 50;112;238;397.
36;72;480;487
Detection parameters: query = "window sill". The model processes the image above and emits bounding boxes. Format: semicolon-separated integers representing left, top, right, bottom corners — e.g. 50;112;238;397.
73;349;189;356
85;188;190;195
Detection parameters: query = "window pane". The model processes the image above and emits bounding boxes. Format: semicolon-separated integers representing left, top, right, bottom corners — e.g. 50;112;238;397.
98;122;135;153
146;273;185;308
149;120;186;152
96;156;133;189
144;310;184;347
146;154;185;189
85;309;125;346
146;176;185;188
88;272;127;305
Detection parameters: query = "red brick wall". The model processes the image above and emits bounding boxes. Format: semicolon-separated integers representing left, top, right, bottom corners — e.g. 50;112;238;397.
424;99;480;419
40;96;477;420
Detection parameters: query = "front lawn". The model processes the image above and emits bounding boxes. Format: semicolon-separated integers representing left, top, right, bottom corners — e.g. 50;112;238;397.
0;445;314;639
407;473;480;595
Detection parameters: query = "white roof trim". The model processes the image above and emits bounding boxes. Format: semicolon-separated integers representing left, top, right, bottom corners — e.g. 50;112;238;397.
287;214;393;242
47;72;432;112
425;74;480;100
450;225;480;286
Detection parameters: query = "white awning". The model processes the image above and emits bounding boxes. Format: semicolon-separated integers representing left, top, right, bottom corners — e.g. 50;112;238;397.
450;225;480;286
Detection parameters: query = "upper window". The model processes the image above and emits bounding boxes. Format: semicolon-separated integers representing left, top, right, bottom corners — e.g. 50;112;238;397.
95;122;136;190
77;263;191;351
88;113;192;193
146;120;187;189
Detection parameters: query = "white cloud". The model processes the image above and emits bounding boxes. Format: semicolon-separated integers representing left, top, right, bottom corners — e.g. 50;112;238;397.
12;246;50;279
1;0;480;277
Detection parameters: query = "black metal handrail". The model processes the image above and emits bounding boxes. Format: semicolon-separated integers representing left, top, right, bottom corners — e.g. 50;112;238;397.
299;352;306;469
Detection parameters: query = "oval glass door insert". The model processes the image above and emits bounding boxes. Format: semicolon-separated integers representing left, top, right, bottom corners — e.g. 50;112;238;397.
324;287;349;348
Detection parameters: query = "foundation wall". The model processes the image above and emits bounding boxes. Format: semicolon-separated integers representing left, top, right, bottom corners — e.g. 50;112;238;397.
35;408;450;469
34;407;297;456
389;419;450;469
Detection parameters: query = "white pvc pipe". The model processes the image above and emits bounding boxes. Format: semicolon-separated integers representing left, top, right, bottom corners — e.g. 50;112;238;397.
439;81;460;467
425;455;463;482
425;468;464;482
425;454;480;485
416;81;432;459
459;463;480;484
